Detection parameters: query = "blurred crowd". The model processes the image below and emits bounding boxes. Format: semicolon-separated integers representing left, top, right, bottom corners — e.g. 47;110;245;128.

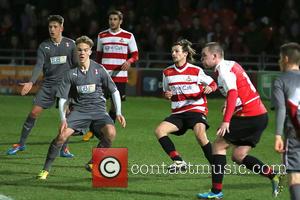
1;0;300;59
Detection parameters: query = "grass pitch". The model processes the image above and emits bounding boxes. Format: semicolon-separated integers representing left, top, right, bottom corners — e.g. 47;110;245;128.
0;95;289;200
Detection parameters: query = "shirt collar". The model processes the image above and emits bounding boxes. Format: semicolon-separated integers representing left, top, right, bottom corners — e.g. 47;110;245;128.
215;59;225;72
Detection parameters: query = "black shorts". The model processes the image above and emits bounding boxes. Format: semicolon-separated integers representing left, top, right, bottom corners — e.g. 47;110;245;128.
223;113;268;147
105;82;126;101
164;112;209;136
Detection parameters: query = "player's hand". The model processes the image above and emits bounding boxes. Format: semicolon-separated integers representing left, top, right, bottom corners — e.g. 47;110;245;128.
203;86;213;94
164;90;172;100
19;82;33;96
116;115;126;128
121;61;131;71
60;120;68;133
217;122;230;137
274;135;285;153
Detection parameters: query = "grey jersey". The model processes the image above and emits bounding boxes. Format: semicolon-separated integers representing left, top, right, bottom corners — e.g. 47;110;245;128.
57;60;117;113
30;37;78;85
272;71;300;138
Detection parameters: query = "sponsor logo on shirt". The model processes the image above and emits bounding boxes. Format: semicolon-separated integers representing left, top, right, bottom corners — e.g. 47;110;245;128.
119;38;125;43
169;85;192;94
104;45;123;51
45;46;50;50
50;56;67;64
66;42;70;47
77;84;96;94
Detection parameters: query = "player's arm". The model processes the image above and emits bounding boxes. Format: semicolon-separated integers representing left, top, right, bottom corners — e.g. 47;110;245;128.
162;73;172;100
56;72;72;132
58;98;68;131
101;66;126;127
71;41;79;68
111;90;126;128
272;78;286;153
217;71;238;136
96;35;103;64
121;34;139;71
20;46;45;96
197;68;217;94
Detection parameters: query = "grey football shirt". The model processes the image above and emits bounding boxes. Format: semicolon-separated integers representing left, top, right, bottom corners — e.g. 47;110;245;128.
30;37;78;85
57;60;117;113
272;71;300;138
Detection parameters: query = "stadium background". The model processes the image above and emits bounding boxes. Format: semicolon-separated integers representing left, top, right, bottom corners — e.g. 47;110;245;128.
1;0;298;98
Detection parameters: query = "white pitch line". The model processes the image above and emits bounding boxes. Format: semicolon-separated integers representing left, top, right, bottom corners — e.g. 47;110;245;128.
0;194;14;200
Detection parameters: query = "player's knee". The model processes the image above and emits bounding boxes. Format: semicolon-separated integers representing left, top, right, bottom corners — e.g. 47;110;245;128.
106;127;116;141
195;131;207;140
154;126;166;138
56;131;68;144
290;173;300;185
30;110;40;118
231;152;246;164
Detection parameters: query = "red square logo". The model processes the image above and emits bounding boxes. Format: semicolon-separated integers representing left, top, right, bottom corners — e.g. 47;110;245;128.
92;148;128;187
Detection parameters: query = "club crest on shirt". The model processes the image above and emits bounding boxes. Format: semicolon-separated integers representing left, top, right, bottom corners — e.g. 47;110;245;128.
186;76;192;82
66;42;70;47
94;69;99;75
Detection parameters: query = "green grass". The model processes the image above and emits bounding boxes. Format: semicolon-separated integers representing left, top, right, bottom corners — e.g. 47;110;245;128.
0;95;289;200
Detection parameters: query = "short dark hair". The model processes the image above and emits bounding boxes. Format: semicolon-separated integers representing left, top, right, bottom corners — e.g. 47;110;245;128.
76;35;94;48
280;42;300;65
173;39;196;62
203;42;224;58
48;15;64;25
108;10;123;20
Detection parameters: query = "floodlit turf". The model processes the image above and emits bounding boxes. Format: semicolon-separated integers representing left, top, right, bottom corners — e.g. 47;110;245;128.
0;95;289;200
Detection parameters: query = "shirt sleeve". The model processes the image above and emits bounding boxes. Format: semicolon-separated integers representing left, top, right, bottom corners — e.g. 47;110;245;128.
197;68;217;91
272;78;286;136
96;36;103;64
221;70;237;93
30;45;44;83
56;71;71;99
197;68;214;85
162;73;169;92
71;42;78;68
128;34;138;54
100;66;117;94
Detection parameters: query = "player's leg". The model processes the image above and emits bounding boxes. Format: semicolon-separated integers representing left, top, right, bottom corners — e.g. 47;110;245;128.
197;137;229;199
285;138;300;199
7;105;43;155
232;145;283;197
37;127;75;179
289;173;300;200
189;113;212;164
109;82;126;122
155;116;187;172
60;138;74;158
85;115;115;172
193;123;212;164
